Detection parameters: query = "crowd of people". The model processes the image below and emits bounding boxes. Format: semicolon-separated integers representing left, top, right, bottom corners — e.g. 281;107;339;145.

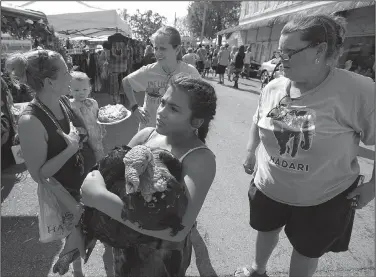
0;12;375;277
180;43;255;89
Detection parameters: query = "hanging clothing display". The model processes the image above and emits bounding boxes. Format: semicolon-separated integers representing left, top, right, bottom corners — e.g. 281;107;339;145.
107;33;129;104
87;51;103;93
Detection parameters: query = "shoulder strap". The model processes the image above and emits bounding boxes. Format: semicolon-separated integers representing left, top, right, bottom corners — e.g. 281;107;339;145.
144;128;156;143
179;146;214;163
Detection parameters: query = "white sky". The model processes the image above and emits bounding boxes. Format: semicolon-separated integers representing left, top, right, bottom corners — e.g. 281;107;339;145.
2;1;191;25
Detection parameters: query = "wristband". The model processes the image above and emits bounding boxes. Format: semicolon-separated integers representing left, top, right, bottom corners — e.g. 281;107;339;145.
131;104;139;113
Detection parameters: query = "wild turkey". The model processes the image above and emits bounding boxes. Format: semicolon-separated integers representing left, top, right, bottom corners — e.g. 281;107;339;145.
53;145;187;275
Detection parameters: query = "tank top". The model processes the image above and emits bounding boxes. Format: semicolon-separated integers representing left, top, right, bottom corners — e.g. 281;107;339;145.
21;96;92;199
145;129;214;163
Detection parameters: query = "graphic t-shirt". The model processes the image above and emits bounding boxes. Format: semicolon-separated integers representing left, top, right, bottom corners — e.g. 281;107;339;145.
126;62;200;130
218;49;230;66
253;68;375;206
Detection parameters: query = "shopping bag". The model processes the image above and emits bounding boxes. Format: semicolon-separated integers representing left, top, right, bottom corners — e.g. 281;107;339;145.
37;177;83;243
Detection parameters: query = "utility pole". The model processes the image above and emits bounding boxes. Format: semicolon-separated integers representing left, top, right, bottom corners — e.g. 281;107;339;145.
200;1;207;45
174;12;177;28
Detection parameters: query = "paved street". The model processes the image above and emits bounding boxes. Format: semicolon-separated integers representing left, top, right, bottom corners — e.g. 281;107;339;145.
1;76;374;277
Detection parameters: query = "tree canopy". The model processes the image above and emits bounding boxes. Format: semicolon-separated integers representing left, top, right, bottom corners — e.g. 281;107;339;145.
119;9;167;41
187;1;241;39
175;16;191;37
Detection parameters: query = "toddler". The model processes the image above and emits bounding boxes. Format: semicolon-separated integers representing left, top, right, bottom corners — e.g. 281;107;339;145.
69;71;106;162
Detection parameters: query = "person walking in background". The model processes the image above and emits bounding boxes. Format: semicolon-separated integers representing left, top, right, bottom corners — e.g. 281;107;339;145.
217;44;230;85
203;54;212;78
182;48;198;67
212;53;219;77
234;14;375;277
142;45;157;66
196;44;207;77
228;46;238;82
243;46;253;79
214;45;220;56
233;45;245;89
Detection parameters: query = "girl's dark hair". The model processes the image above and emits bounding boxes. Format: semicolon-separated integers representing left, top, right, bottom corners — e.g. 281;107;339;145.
281;14;347;63
170;74;217;143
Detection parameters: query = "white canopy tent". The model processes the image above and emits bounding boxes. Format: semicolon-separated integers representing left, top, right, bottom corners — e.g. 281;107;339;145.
47;10;131;37
14;1;131;38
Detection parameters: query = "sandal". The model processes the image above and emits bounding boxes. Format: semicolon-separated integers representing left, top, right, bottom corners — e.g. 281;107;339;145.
53;249;81;275
234;266;269;277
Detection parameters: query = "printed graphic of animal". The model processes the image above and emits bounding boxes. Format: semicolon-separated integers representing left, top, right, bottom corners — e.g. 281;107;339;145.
267;105;316;158
145;86;162;98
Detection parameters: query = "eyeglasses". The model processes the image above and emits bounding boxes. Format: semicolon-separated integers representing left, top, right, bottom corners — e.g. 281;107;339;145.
275;43;319;61
266;94;292;117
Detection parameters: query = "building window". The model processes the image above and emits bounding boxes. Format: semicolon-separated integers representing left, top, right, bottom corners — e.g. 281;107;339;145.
244;2;249;16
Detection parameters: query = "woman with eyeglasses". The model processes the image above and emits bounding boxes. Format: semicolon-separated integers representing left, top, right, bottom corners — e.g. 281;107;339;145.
235;15;374;277
7;50;96;277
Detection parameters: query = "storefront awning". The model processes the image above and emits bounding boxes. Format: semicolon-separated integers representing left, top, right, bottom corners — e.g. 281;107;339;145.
217;1;375;35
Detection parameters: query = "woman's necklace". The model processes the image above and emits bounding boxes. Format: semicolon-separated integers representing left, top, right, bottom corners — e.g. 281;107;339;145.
33;97;69;133
161;62;180;79
33;97;85;175
163;62;181;88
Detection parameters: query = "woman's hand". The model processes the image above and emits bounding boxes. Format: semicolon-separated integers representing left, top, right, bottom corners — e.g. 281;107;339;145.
133;106;150;126
347;180;375;209
80;170;108;208
57;122;80;153
243;150;257;175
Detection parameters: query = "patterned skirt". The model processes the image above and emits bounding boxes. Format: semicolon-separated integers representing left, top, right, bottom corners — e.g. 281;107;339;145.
112;231;192;277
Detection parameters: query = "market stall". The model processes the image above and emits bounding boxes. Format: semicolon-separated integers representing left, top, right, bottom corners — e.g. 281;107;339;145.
1;5;70;67
46;9;131;38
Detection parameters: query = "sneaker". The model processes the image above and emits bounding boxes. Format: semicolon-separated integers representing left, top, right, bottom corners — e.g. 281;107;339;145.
234;266;269;277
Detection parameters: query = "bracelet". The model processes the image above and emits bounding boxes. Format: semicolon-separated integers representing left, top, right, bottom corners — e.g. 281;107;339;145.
131;104;139;113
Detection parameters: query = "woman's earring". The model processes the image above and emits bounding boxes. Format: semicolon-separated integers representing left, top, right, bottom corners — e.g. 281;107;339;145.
194;128;198;136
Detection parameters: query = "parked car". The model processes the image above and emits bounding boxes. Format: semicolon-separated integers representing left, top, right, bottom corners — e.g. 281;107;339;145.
259;59;283;89
240;61;261;78
257;58;282;83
